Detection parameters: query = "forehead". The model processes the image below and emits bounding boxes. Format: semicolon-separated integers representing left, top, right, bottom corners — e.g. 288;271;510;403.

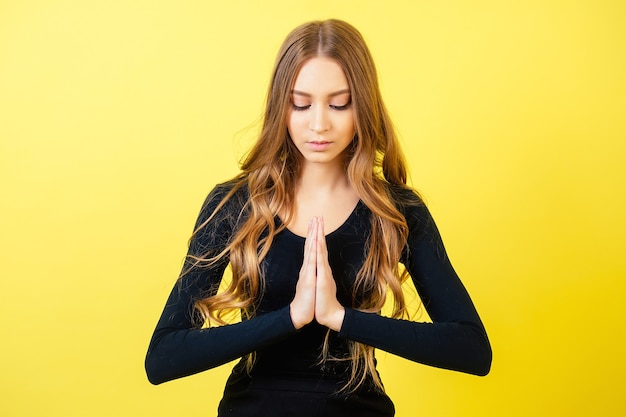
292;57;350;95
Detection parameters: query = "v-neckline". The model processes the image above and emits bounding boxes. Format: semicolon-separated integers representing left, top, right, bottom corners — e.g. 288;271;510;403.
278;200;363;240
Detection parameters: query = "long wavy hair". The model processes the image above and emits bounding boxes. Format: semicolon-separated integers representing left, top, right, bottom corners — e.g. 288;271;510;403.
186;19;415;393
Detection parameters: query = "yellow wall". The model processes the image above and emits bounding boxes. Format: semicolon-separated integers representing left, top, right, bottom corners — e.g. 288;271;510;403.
1;1;624;415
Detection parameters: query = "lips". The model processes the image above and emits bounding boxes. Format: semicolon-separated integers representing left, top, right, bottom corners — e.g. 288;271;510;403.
307;141;332;151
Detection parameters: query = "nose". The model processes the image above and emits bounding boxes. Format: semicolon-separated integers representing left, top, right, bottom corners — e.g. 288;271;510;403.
309;104;330;133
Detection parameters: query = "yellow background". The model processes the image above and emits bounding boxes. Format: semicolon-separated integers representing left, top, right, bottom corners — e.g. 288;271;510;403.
1;1;625;416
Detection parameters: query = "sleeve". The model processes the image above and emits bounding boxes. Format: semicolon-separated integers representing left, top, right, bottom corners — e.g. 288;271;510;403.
337;201;492;376
145;184;297;385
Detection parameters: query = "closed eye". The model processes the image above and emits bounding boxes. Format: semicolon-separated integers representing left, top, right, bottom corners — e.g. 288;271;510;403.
291;101;351;111
330;103;351;111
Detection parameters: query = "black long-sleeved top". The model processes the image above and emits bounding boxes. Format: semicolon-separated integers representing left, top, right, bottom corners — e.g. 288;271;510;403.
145;181;491;392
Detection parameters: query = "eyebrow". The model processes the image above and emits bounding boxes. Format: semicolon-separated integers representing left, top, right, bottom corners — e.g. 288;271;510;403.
291;89;351;97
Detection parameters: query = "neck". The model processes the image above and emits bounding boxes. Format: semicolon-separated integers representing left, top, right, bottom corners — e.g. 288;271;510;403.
297;160;350;194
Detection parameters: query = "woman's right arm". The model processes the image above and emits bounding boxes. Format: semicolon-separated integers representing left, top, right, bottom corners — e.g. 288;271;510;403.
144;184;297;385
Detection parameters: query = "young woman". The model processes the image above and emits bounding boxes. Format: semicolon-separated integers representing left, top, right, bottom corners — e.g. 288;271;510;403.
146;19;491;417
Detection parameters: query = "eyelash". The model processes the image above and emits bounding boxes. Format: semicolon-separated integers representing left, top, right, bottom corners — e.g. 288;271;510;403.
291;103;351;111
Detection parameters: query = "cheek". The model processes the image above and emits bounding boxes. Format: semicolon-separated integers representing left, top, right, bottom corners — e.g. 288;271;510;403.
287;111;303;130
289;114;313;143
287;114;305;144
339;113;356;137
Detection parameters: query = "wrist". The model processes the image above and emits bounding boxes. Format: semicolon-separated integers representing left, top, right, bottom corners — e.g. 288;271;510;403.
325;307;345;332
289;302;311;330
289;303;301;329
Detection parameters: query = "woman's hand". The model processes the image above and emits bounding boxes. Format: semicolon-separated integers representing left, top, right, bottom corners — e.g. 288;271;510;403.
313;217;345;331
289;219;317;329
289;217;345;331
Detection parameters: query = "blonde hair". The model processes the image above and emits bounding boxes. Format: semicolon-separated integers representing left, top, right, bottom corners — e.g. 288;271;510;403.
186;19;416;393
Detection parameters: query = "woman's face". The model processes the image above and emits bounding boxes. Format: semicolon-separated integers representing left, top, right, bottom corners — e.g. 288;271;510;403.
287;57;355;168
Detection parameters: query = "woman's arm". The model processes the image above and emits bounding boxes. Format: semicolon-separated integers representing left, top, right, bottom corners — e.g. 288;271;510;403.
144;184;297;385
145;274;296;385
338;202;492;376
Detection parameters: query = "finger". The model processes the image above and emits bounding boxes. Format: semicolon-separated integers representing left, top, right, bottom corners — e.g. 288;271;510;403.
302;218;317;275
305;218;315;249
316;217;328;263
316;223;331;288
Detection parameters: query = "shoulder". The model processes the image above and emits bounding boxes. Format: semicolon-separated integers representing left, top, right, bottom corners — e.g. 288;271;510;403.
205;177;248;204
386;183;435;234
386;183;424;208
386;183;426;221
195;177;250;230
202;177;249;211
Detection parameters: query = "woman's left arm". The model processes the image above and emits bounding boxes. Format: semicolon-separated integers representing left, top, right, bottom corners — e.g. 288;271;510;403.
337;204;492;376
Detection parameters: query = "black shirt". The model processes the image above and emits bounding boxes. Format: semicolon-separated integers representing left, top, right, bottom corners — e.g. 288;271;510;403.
145;182;491;415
